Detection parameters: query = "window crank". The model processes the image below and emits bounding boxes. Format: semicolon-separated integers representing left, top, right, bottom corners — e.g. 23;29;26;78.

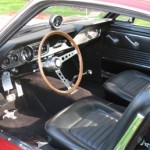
125;35;139;47
106;35;119;43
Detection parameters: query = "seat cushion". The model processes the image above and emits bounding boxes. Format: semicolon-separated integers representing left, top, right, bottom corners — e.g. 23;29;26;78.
104;70;150;102
45;99;121;150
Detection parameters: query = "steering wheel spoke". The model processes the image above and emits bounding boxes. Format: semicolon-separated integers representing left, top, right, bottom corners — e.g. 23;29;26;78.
60;49;77;63
55;69;71;90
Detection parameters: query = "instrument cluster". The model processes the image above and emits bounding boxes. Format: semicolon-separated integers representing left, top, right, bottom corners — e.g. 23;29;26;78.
2;42;49;69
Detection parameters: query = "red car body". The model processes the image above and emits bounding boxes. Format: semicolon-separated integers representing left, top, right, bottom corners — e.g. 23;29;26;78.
103;0;150;12
0;138;22;150
0;0;150;149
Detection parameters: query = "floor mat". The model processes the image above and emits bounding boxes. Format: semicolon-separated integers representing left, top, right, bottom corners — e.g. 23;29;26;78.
0;98;51;141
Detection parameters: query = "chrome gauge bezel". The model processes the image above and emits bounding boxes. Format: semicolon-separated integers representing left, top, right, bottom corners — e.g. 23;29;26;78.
1;42;49;69
49;15;63;29
1;49;24;69
21;45;34;62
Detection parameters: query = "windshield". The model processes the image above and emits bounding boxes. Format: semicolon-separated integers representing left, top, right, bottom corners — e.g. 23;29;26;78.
0;0;106;31
1;0;150;32
24;6;107;28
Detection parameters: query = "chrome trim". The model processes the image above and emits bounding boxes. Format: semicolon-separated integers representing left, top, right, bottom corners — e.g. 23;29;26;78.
21;45;33;62
49;15;63;29
114;113;144;150
43;56;62;70
1;49;25;69
106;35;119;44
1;42;49;69
60;49;77;63
55;69;71;89
125;35;139;47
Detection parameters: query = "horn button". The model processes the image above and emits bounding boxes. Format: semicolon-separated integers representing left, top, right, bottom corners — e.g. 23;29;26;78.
55;58;62;68
44;57;62;71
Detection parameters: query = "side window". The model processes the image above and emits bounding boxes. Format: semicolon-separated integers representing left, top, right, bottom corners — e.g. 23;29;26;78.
116;15;150;28
115;15;130;22
134;19;150;27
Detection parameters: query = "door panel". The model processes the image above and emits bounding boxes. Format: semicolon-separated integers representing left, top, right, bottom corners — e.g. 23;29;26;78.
102;23;150;75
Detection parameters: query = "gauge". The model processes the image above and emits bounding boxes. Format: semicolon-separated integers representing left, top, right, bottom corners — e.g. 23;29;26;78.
3;57;10;65
49;15;63;29
32;44;48;56
42;45;48;53
11;54;19;61
21;46;33;61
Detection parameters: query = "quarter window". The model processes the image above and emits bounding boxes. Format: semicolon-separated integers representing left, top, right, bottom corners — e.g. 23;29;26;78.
134;19;150;27
116;15;150;28
116;15;130;22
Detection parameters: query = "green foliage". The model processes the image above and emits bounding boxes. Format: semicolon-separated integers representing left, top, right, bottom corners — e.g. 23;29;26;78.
116;15;150;27
44;6;88;16
0;1;149;27
0;0;26;14
134;19;150;27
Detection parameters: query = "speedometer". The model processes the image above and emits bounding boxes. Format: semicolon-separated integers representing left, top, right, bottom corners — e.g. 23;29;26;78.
21;46;33;61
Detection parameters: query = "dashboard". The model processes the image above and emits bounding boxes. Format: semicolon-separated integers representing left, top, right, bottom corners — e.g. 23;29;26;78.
2;42;49;69
1;18;112;72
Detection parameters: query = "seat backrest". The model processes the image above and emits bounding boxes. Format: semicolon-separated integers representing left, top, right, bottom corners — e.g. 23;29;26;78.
102;84;150;150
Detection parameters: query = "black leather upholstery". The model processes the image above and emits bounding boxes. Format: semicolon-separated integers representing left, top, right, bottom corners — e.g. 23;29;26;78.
45;85;150;150
104;70;150;102
45;100;121;150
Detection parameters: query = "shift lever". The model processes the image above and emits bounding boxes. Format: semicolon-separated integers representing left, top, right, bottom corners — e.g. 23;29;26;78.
71;69;92;84
83;70;92;75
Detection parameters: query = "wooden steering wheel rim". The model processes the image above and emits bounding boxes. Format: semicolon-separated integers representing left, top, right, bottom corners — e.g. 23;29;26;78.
38;31;83;94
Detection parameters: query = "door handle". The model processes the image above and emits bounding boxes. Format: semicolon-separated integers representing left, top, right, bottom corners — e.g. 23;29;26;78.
125;35;139;47
106;35;119;43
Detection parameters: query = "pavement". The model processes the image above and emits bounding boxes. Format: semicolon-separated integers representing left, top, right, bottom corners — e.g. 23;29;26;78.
0;14;15;30
0;14;47;31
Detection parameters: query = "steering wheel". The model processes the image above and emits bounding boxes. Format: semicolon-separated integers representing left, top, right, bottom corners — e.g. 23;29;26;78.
38;31;83;94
